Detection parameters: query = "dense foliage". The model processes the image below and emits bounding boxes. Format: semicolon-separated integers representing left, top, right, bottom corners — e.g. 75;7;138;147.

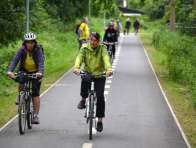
92;0;120;17
0;0;25;46
0;0;119;47
153;30;196;105
43;0;89;22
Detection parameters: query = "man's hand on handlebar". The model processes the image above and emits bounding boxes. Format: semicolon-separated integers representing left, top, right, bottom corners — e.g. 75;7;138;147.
73;68;80;76
106;70;113;77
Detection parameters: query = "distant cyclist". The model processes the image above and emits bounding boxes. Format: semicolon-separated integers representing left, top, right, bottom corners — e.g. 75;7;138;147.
133;18;140;35
7;32;44;124
73;32;113;132
103;22;118;58
78;17;90;49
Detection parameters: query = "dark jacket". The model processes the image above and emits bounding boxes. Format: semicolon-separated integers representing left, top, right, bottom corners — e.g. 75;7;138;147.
103;28;118;43
8;44;44;74
134;20;140;29
125;20;131;29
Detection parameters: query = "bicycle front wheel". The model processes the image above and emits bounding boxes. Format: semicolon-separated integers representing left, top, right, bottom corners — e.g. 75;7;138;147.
18;93;27;135
88;94;94;140
27;96;33;129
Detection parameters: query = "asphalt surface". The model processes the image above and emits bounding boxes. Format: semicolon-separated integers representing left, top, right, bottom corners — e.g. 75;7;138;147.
0;34;188;148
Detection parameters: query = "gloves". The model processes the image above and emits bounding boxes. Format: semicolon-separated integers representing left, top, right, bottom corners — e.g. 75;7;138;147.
106;70;113;77
73;68;80;76
7;71;15;79
36;72;43;78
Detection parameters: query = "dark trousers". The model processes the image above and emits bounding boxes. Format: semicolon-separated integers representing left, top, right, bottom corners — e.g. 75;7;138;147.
80;77;106;118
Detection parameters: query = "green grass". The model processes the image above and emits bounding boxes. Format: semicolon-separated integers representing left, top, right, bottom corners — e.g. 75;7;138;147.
140;27;196;148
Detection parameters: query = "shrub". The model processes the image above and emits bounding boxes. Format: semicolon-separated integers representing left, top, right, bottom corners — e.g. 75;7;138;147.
152;30;196;106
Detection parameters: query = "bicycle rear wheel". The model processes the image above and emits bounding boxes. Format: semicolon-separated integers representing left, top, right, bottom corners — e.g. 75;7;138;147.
89;95;94;140
27;96;33;129
18;93;27;135
110;53;114;64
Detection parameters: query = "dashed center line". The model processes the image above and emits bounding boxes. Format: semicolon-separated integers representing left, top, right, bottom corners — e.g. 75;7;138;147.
105;85;110;89
106;80;112;83
104;91;109;95
82;143;93;148
108;76;113;79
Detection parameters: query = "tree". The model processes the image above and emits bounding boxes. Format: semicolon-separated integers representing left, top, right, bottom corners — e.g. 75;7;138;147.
92;0;119;18
169;0;176;31
0;0;25;46
44;0;89;22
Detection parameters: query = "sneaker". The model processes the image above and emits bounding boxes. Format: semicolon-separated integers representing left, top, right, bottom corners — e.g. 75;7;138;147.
77;100;86;109
32;115;40;124
96;121;103;132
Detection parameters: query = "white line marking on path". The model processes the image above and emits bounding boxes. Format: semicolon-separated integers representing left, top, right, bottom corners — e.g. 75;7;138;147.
104;96;107;102
82;143;93;148
104;91;109;95
113;60;118;63
139;38;192;148
108;76;113;79
113;62;118;66
106;80;112;83
112;63;117;66
105;85;110;89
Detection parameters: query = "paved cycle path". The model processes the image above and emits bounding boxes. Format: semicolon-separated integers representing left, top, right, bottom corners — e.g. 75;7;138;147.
0;34;189;148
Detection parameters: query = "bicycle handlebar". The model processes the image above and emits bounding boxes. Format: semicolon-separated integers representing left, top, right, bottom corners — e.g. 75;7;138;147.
103;42;117;45
80;71;106;80
12;72;38;82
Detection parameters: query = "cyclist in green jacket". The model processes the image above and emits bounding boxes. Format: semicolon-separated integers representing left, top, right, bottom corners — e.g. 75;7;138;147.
73;32;113;132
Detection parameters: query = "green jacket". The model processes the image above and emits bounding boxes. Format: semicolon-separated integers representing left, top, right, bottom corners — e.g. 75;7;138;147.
74;44;112;76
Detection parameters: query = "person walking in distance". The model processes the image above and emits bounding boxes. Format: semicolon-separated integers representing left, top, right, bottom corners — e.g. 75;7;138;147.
124;18;131;35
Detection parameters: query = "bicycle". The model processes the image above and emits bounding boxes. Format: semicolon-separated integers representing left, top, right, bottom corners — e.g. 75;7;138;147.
103;42;117;64
80;71;106;140
12;72;37;135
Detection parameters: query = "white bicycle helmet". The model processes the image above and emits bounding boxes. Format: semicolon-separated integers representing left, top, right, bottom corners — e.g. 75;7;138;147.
24;32;36;41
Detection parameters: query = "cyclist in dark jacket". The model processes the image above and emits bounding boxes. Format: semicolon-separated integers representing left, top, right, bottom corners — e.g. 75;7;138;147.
103;22;118;58
7;32;44;124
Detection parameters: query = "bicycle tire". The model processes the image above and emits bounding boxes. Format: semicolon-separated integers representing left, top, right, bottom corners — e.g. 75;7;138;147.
18;93;27;135
110;52;114;64
27;96;32;129
89;94;94;140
